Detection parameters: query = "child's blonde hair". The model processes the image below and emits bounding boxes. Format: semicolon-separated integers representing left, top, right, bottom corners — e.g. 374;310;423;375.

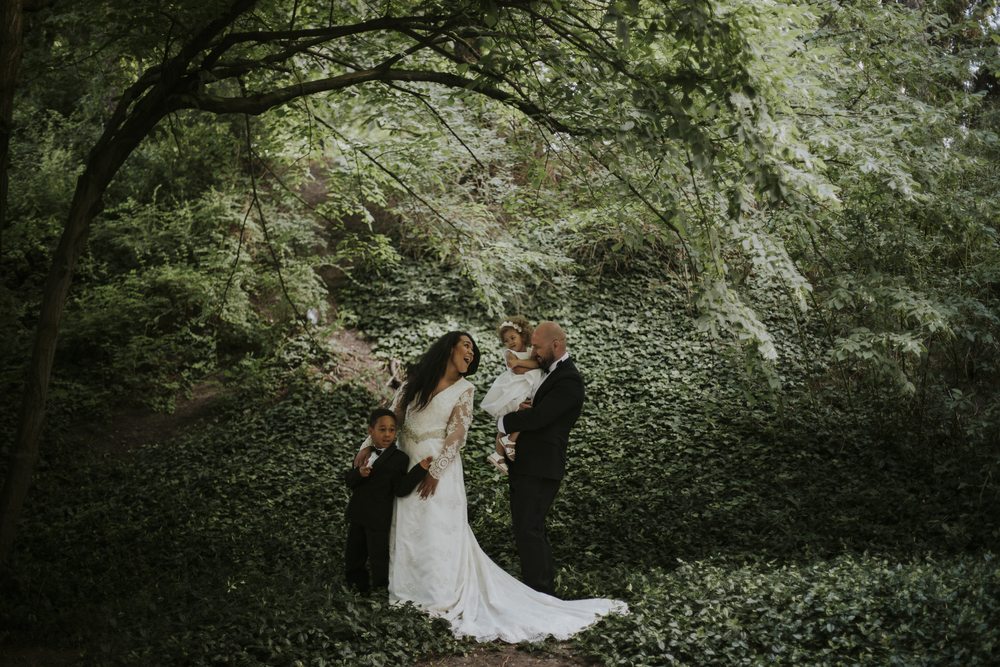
495;316;533;346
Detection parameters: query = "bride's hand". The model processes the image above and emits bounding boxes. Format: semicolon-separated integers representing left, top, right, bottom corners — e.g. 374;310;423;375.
417;474;439;499
353;446;373;468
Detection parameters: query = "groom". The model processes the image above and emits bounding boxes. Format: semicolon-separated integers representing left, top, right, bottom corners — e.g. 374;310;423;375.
497;321;584;596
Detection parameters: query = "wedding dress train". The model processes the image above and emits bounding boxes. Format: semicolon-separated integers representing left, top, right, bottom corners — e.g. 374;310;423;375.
388;378;627;642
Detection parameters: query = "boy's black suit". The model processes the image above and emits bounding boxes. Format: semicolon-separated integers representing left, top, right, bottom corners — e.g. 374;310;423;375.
344;444;425;591
500;357;584;595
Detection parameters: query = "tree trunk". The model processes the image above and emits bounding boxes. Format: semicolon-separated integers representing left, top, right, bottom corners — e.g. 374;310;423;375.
0;0;258;570
0;113;166;568
0;172;112;567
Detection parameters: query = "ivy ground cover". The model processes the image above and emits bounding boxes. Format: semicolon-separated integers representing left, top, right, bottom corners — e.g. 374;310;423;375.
1;260;998;666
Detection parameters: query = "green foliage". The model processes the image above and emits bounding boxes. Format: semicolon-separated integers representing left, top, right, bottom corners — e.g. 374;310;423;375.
574;555;1000;666
3;258;999;664
49;191;326;411
4;0;1000;662
2;92;340;415
10;0;996;438
1;382;469;665
300;84;582;315
345;259;1000;562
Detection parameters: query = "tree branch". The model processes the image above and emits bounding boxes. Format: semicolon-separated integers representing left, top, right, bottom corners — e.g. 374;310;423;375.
309;114;468;240
200;15;457;71
178;67;584;136
383;82;487;172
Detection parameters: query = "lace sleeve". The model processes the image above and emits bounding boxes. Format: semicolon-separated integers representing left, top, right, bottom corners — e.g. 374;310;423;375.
357;383;407;452
428;384;474;479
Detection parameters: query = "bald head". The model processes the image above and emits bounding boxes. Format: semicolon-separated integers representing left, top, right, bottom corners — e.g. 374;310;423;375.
531;321;567;369
533;321;565;345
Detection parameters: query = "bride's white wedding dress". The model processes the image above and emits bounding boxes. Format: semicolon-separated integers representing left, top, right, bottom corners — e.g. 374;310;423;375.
387;378;627;642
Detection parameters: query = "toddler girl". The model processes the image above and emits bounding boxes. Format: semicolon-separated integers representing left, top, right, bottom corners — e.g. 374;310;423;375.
480;317;542;474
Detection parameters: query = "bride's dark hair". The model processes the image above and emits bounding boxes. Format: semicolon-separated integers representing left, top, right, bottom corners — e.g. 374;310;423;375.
401;331;481;413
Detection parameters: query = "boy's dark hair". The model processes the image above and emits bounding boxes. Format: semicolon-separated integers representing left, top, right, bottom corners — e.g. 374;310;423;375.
368;407;396;428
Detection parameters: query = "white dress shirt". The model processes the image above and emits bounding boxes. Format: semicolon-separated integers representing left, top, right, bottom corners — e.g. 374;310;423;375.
366;446;390;467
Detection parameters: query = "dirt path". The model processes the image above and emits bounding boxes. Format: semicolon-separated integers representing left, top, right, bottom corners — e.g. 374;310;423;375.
1;643;598;667
73;381;226;456
417;643;599;667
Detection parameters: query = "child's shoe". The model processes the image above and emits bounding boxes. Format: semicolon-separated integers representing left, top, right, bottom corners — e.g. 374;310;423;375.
487;451;509;475
500;435;516;461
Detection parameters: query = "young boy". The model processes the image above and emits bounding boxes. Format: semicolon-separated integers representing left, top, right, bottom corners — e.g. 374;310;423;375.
344;408;430;594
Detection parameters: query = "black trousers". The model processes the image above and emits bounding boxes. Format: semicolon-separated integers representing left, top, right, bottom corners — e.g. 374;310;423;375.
508;473;561;596
344;520;390;592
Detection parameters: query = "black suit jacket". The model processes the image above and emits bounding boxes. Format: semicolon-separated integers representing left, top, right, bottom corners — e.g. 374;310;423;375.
500;358;584;480
345;444;426;530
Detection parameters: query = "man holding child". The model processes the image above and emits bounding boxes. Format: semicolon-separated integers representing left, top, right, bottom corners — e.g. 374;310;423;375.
497;321;584;596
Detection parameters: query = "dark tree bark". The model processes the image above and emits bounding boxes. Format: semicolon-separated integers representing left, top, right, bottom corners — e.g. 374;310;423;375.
0;0;57;570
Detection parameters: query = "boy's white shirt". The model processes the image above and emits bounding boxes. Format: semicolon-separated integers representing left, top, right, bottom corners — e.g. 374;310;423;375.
366;445;390;468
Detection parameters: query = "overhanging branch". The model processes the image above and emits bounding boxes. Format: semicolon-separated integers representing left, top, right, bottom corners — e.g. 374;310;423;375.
200;15;459;71
178;67;585;136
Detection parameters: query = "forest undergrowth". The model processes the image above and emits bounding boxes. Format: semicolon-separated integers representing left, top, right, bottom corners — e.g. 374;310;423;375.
1;259;998;666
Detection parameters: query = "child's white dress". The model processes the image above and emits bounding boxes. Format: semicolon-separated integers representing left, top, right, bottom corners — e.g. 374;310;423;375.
480;349;543;419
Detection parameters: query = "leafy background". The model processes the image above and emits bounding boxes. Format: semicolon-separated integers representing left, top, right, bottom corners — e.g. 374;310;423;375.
2;257;998;666
2;0;1000;664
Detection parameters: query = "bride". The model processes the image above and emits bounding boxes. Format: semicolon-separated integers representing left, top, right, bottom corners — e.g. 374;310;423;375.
357;331;626;643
